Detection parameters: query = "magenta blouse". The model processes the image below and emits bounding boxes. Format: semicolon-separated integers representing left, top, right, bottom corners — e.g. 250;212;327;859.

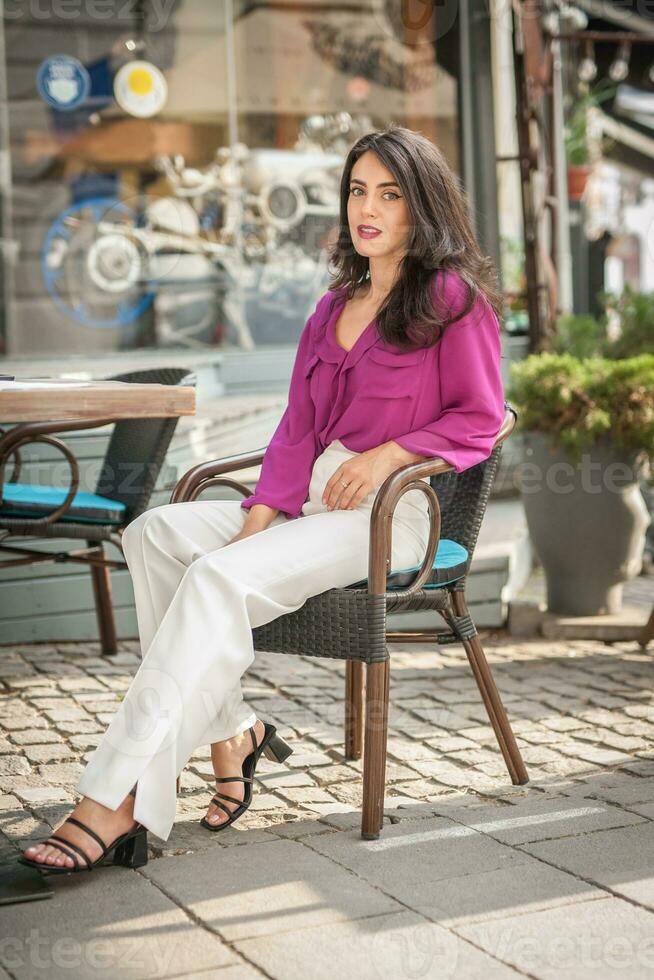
241;269;506;520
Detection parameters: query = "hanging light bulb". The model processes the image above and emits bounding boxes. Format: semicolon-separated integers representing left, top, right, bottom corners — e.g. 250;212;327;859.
578;40;597;82
568;6;588;29
542;11;560;35
609;41;631;82
560;4;589;29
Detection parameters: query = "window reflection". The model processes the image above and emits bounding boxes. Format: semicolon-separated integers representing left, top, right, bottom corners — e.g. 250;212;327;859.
1;0;459;356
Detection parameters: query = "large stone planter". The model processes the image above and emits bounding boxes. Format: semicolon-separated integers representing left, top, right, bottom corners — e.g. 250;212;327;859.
517;432;651;615
642;480;654;565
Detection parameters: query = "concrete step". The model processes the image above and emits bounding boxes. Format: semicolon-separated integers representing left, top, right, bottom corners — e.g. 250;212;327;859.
507;560;654;642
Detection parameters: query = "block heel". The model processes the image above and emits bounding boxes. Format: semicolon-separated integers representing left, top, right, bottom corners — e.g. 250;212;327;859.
113;825;148;869
263;731;294;764
18;816;148;876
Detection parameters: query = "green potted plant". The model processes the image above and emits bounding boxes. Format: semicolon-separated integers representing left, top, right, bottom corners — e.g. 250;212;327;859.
600;285;654;360
565;288;654;569
601;286;654;568
508;352;654;615
565;96;593;200
565;81;616;201
551;312;609;359
501;235;529;335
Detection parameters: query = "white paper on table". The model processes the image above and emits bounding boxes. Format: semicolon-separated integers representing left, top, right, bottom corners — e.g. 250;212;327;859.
0;380;92;390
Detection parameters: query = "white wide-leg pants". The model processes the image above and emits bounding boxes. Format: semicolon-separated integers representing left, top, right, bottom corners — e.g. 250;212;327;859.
76;439;431;840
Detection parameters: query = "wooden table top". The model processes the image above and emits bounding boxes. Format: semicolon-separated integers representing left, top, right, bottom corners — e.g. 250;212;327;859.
0;377;196;423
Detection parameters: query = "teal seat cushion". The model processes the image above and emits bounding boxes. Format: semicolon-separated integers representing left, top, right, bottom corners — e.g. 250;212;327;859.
0;483;126;525
348;538;469;590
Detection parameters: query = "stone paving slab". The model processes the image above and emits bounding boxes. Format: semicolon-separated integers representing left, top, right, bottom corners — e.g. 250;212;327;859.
522;821;654;911
416;861;603;928
428;794;646;845
176;967;263;980
455;897;654;979
175;963;263;980
0;867;238;979
303;816;532;906
234;909;521;980
141;836;402;941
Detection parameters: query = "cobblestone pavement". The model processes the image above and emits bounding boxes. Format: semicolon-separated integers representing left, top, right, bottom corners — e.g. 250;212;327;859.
3;631;654;978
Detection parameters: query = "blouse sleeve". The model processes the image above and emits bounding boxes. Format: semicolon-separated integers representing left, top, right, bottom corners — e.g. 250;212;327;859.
392;286;506;473
240;308;319;520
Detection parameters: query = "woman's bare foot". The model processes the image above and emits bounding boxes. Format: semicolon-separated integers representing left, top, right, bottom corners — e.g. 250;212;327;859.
204;719;266;828
22;793;137;869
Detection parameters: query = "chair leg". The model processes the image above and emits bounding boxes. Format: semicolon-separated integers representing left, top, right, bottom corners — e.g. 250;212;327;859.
345;661;364;759
89;543;118;657
451;591;528;786
361;659;390;839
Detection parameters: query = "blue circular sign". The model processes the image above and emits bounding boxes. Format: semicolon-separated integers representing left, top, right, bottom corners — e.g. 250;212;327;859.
37;56;90;110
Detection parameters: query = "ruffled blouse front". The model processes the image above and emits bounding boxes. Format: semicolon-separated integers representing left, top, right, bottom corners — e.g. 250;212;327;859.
241;269;506;520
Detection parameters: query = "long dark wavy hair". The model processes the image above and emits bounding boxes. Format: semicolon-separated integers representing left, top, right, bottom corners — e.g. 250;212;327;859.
327;124;504;351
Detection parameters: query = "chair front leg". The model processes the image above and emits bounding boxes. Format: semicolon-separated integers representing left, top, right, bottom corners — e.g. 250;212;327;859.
361;658;390;839
345;661;364;759
89;543;118;657
451;591;528;785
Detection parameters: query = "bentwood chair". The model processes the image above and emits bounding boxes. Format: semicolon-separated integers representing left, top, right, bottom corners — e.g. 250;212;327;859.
0;367;195;655
171;403;528;838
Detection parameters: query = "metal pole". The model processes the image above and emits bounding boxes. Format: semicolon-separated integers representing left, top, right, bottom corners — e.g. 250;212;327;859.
551;36;573;312
0;4;15;356
224;0;239;149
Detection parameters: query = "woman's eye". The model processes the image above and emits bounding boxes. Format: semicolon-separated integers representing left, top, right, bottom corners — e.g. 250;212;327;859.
348;188;400;200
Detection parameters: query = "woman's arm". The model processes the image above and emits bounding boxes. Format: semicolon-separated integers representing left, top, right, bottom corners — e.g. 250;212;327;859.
240;308;320;522
390;292;506;472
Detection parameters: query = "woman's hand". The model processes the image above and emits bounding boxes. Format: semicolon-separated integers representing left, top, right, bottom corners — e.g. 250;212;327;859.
225;503;280;546
321;442;422;511
224;527;260;547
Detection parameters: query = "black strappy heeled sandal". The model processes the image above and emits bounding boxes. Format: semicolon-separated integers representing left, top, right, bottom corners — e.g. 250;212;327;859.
17;816;148;876
200;721;293;833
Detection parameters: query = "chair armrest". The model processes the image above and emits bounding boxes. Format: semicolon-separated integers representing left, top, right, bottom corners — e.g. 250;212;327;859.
0;418;117;525
0;426;22;482
170;447;268;504
366;455;451;598
366;407;517;598
0;417;116;470
0;433;81;525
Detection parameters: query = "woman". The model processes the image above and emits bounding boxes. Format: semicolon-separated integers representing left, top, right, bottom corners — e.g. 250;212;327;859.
20;124;506;873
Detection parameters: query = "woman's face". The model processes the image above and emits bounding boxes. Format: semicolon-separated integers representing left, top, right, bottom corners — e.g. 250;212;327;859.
346;150;411;262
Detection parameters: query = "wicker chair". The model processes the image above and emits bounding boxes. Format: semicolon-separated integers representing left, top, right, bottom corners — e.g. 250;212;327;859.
0;367;196;655
171;402;528;839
